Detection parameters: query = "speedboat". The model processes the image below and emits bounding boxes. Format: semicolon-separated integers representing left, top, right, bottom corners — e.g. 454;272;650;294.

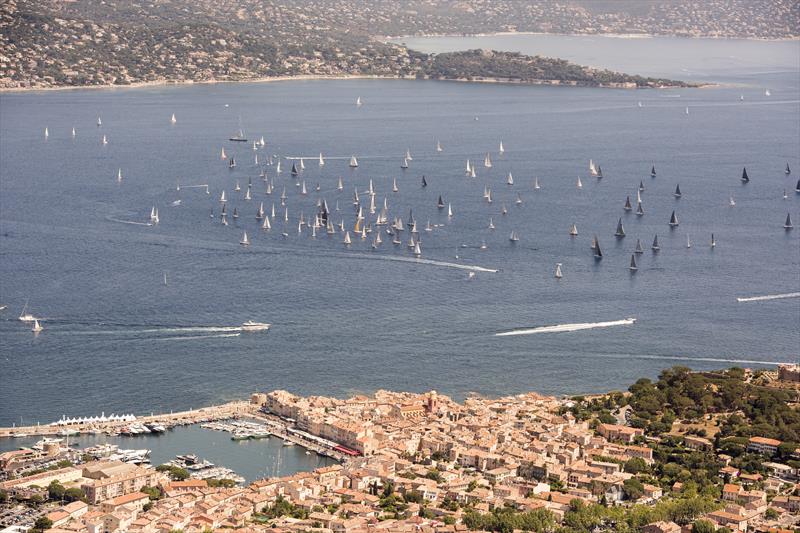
242;321;270;332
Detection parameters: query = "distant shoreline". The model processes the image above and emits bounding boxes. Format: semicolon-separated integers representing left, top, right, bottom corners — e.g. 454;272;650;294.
0;72;700;94
385;30;800;43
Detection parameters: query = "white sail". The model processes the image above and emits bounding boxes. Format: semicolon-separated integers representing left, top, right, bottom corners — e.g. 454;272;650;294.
405;148;413;161
436;140;443;152
72;127;76;137
343;231;352;245
319;153;325;166
221;148;227;159
44;127;48;139
260;136;266;146
413;242;422;256
589;159;597;176
337;177;344;191
392;177;398;192
499;141;504;154
117;168;122;182
170;113;176;124
240;231;250;246
32;319;43;333
349;155;358;168
569;224;577;236
576;177;583;189
300;158;305;170
506;172;513;185
484;153;492;168
555;263;563;279
245;188;252;201
356;96;362;106
448;203;453;218
102;135;108;145
534;177;540;190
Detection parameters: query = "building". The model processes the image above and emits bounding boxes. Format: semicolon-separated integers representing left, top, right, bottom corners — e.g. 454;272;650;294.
596;424;644;444
777;364;799;383
80;462;163;504
747;436;782;456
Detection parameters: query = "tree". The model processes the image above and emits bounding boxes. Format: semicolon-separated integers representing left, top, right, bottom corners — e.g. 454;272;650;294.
32;517;53;531
764;507;779;519
692;519;715;533
624;457;649;474
623;478;644;500
48;480;65;501
64;487;87;503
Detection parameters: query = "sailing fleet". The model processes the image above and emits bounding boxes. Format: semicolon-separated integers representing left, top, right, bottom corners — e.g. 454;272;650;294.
31;97;798;303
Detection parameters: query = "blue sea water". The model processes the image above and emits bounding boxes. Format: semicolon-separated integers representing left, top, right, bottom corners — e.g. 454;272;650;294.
1;35;798;426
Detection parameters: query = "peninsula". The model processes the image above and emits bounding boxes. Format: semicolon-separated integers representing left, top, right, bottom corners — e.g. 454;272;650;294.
2;0;790;90
1;365;798;532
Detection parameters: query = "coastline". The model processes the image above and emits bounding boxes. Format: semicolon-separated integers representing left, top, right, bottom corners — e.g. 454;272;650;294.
385;30;800;43
0;72;699;95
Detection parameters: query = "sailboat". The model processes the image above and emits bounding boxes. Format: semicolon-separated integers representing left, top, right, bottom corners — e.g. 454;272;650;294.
337;177;344;191
554;263;563;279
576;177;583;189
229;157;236;168
291;162;299;176
624;196;632;211
652;234;660;251
413;241;422;256
421;176;428;187
499;141;505;154
615;218;625;237
448;203;453;218
235;181;241;192
710;233;716;248
170;113;176;124
150;206;159;224
32;319;43;333
220;190;227;203
229;123;247;142
240;231;250;246
400;157;409;169
669;210;679;227
221;148;227;159
300;158;305;171
639;180;645;192
636;202;644;217
593;237;603;259
589;159;598;176
484;153;492;168
638;101;643;108
470;166;476;178
650;165;656;178
506;172;514;185
488;218;495;230
686;235;692;248
785;163;791;175
343;231;352;245
437;195;445;209
515;193;523;205
674;184;682;198
765;89;771;96
629;255;638;272
97;116;102;127
319;153;325;166
259;136;266;147
729;194;736;206
635;239;644;254
117;168;123;182
245;188;252;201
785;213;794;229
596;165;603;178
276;160;282;173
300;181;307;195
741;167;749;182
405;148;413;161
102;135;108;145
796;179;800;192
163;272;168;286
44;127;48;139
232;207;239;219
256;202;265;221
356;96;362;106
436;140;443;152
569;223;578;236
392;177;399;193
465;160;472;175
349;155;358;168
509;231;519;242
533;177;540;190
72;127;76;137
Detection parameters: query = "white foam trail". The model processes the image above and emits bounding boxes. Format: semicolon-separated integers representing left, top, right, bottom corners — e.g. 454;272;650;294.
106;217;152;226
496;318;636;337
737;292;800;303
154;333;242;341
62;326;244;336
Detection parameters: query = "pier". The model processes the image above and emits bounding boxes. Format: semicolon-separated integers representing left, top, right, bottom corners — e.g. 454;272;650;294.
0;401;251;438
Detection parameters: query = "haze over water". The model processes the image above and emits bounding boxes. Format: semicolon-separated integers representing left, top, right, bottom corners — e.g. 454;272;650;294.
1;35;798;426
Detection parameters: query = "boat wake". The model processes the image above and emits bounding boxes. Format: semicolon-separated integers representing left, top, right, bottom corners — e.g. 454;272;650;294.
496;318;636;337
106;216;152;227
736;292;800;303
154;333;242;341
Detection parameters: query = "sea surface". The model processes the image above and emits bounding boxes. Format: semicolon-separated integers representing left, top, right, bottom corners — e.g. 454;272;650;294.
1;35;798;427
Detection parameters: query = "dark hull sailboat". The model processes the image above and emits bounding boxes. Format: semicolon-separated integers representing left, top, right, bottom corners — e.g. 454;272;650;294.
741;167;749;182
615;218;625;237
668;210;679;227
650;165;656;178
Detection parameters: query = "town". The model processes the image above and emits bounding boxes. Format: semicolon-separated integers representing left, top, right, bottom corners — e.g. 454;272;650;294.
1;365;798;533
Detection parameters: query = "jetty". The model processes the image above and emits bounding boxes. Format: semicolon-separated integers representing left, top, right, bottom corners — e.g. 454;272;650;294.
0;401;250;438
